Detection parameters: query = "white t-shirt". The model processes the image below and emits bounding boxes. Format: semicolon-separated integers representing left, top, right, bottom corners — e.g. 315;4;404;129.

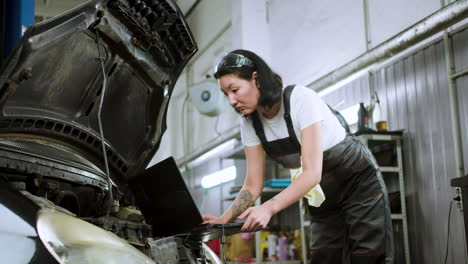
240;85;346;151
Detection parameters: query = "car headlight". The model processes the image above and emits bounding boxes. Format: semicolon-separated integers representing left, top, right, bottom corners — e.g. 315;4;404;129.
36;210;154;264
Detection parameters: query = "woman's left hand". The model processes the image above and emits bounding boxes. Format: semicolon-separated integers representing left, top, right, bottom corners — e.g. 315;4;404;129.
237;205;273;232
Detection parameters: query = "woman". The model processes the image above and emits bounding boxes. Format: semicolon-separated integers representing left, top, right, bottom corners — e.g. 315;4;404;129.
203;49;394;264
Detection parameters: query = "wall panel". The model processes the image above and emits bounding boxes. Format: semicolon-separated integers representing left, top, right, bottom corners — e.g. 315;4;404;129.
367;0;440;48
373;39;467;263
322;30;468;263
268;0;366;85
321;74;370;112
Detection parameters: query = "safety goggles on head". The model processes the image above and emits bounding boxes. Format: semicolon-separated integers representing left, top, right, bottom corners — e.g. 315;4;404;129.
214;53;255;75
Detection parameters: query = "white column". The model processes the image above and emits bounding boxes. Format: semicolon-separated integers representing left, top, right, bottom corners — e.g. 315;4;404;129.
231;0;272;63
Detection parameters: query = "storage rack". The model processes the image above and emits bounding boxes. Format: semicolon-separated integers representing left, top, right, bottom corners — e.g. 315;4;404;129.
223;188;307;264
357;133;410;264
222;133;410;263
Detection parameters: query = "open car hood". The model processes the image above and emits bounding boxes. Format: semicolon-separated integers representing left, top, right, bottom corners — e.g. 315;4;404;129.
0;0;197;183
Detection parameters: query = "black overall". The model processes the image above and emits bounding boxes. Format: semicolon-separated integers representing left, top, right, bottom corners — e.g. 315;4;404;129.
250;85;394;264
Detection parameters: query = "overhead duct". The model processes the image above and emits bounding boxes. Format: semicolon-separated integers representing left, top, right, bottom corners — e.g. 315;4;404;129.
307;0;468;92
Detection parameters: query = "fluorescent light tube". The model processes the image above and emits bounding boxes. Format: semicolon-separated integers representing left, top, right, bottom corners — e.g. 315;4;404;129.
201;166;236;189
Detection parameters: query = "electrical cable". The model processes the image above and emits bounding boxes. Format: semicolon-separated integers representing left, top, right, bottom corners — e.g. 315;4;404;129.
95;30;113;228
444;200;453;264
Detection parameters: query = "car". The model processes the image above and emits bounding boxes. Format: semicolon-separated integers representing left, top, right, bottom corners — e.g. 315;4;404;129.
0;1;222;263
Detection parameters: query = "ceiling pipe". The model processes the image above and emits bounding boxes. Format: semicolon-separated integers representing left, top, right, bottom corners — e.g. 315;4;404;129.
175;127;240;168
307;0;468;92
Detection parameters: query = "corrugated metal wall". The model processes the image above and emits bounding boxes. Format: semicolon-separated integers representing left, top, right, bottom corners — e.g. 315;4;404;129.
322;28;468;264
322;75;370;111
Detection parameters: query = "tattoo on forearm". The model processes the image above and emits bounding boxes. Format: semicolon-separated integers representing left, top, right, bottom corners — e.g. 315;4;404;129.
231;189;254;220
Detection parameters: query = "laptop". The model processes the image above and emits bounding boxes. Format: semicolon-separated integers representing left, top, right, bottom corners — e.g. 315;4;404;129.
131;157;245;241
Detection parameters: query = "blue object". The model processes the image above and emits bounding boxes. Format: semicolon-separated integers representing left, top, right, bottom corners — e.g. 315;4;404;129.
5;0;35;57
264;179;291;188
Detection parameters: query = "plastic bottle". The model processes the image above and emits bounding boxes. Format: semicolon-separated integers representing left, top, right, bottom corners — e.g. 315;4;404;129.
373;100;381;126
357;102;369;132
267;234;278;260
373;99;387;131
278;234;289;261
289;244;296;260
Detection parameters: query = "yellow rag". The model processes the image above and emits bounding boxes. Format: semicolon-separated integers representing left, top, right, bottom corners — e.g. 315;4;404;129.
290;164;326;207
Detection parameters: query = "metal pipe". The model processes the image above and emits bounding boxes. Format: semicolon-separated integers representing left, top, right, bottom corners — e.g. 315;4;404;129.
176;127;240;167
444;31;465;179
363;0;372;51
308;0;468;92
450;67;468;79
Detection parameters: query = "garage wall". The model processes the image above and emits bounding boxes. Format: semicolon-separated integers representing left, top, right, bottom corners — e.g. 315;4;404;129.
154;0;451;165
267;0;442;86
375;37;465;264
149;3;468;261
366;0;441;48
320;28;468;264
321;74;370;111
267;0;367;86
151;0;237;165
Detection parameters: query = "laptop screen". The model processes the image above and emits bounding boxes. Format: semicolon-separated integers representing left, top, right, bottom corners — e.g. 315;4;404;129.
130;157;204;237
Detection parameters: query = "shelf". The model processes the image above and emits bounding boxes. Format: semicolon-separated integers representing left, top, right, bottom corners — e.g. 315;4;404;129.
391;214;403;220
359;133;411;264
380;166;400;173
356;132;404;141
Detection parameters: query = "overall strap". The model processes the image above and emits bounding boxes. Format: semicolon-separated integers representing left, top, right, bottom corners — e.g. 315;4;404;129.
326;104;351;135
251;111;268;143
283;85;301;151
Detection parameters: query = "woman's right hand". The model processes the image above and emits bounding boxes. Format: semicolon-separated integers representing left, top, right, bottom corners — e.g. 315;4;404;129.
202;214;229;224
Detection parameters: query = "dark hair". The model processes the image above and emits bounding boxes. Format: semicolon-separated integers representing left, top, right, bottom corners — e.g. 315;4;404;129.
214;49;283;109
